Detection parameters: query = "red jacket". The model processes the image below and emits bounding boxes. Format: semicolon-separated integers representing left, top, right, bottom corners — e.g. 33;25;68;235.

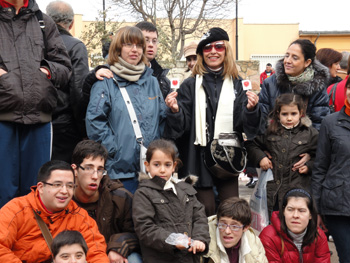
260;70;275;85
327;75;348;112
259;212;330;263
0;187;109;263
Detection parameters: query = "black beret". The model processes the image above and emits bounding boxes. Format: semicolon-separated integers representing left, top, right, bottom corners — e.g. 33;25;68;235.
196;27;229;54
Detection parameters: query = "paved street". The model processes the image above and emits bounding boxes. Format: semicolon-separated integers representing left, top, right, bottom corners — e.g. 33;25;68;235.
238;177;338;262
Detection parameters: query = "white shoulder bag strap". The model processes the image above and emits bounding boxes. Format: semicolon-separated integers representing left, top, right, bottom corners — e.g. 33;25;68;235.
113;78;147;173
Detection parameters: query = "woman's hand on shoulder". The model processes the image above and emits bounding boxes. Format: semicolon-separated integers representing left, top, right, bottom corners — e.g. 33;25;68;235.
246;90;259;111
165;91;179;113
96;68;113;80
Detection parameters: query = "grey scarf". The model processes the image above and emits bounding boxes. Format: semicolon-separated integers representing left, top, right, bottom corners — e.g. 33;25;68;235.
110;56;145;82
287;65;315;84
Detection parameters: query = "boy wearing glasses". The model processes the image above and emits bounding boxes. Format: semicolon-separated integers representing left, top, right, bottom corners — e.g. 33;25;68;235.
203;197;267;263
71;140;141;263
0;160;109;263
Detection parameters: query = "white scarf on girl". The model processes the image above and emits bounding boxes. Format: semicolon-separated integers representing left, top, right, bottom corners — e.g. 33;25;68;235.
194;74;235;146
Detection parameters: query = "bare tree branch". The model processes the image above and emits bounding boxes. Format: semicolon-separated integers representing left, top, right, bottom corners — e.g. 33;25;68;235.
110;0;235;67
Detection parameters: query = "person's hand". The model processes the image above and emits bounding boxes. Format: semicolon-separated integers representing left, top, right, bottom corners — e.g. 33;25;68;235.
246;90;259;111
292;153;310;171
96;68;113;80
317;214;328;233
165;91;179;113
0;68;7;76
264;150;272;159
259;157;273;170
298;165;308;174
175;243;188;250
40;67;49;76
108;250;128;263
188;240;206;254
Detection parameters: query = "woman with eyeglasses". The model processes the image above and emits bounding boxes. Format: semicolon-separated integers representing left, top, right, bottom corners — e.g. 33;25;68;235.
86;26;167;194
164;27;262;216
203;197;267;263
259;187;330;263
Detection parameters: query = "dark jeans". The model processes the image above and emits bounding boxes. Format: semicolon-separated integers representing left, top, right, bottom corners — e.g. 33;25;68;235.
120;176;139;194
0;122;51;207
325;215;350;263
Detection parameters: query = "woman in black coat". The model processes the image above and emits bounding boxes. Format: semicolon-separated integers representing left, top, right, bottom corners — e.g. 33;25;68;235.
164;27;262;216
311;77;350;263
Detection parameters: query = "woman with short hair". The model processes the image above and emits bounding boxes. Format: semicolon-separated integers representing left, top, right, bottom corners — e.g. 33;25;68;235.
86;26;167;194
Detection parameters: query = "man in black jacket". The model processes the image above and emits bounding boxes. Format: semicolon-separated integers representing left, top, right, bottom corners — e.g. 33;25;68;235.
0;0;71;207
71;140;141;263
135;21;171;99
46;0;89;163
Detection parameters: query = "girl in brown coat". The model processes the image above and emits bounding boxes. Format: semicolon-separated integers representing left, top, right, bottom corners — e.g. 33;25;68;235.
132;139;210;263
246;93;318;219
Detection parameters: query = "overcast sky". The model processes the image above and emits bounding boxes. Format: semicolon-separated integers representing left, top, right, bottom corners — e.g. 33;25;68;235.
36;0;350;31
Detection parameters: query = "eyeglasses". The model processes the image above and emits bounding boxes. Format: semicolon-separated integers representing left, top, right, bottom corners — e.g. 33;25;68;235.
42;182;75;190
122;43;143;50
202;42;226;53
79;165;107;177
217;222;244;232
145;38;158;45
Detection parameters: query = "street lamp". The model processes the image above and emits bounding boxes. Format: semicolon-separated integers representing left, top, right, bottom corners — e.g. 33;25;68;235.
235;0;238;60
103;0;106;30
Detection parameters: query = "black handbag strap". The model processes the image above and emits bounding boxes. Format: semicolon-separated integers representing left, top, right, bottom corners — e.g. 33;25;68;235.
33;209;53;255
329;82;338;107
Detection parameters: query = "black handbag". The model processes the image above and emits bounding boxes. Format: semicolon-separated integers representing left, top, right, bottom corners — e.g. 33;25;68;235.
204;132;247;179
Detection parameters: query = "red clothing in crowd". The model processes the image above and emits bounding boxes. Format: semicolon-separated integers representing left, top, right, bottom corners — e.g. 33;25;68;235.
260;70;275;85
259;212;330;263
327;75;348;112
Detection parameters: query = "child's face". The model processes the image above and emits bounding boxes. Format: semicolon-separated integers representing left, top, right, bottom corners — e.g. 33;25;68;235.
145;150;176;181
279;104;301;128
217;216;248;248
53;244;86;263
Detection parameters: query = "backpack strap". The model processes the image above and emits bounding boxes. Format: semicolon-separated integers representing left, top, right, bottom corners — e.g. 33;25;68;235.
33;209;53;256
35;10;48;59
328;82;338;107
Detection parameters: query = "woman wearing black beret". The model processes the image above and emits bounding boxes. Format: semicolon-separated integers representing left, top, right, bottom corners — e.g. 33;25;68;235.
164;27;262;216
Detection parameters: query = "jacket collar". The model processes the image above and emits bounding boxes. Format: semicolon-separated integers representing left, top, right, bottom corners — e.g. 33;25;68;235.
336;108;350;131
138;173;198;195
30;186;73;222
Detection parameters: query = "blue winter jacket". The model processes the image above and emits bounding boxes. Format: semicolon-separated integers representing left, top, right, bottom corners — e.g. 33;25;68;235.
86;66;167;179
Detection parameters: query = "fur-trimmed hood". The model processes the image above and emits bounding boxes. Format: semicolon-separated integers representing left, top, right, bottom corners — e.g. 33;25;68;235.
138;172;198;186
267;115;313;129
275;59;330;97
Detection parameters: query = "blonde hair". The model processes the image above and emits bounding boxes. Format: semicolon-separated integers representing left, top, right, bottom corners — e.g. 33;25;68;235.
107;26;148;65
192;40;239;79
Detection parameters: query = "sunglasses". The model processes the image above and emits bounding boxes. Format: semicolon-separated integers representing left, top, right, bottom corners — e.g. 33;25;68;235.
203;42;226;53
